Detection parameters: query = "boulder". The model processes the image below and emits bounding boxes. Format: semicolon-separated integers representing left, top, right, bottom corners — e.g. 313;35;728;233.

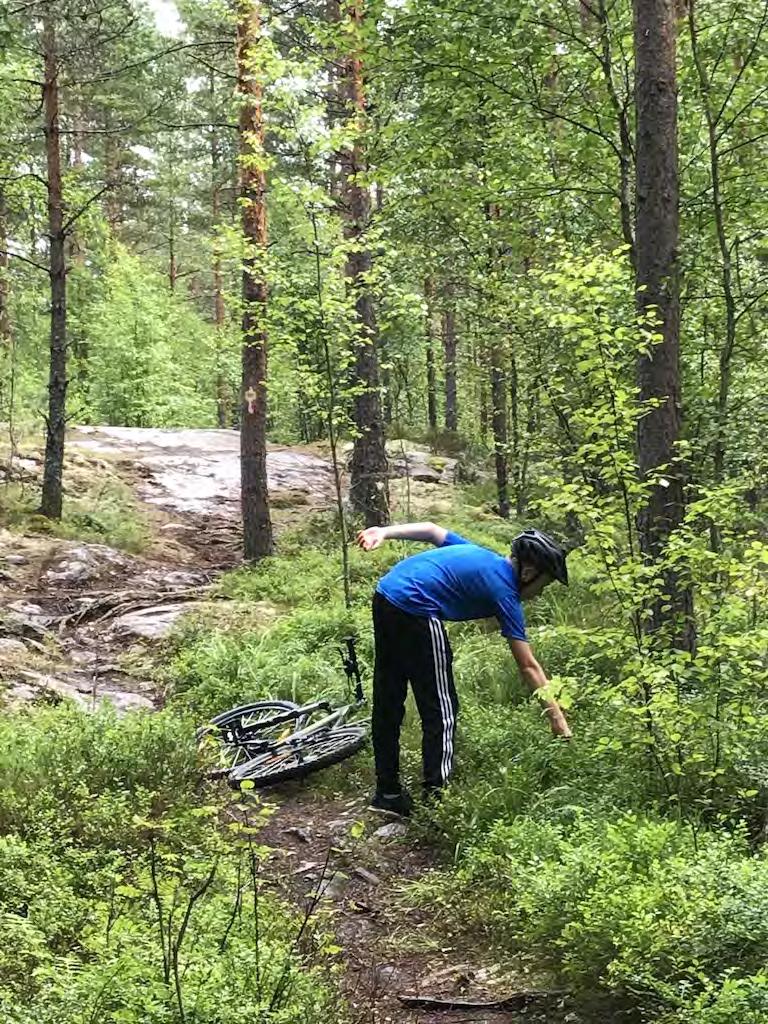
41;543;133;586
111;603;192;640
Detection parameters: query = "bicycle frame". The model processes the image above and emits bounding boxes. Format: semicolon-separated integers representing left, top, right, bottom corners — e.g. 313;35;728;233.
276;700;358;748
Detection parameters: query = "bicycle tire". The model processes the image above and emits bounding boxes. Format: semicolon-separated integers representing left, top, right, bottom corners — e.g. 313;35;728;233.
197;700;305;778
229;724;368;787
206;699;301;730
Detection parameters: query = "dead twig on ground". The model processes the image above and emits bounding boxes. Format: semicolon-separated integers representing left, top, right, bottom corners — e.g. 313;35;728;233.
396;990;568;1012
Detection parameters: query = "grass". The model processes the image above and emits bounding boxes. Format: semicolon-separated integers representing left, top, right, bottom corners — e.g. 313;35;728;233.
0;446;150;553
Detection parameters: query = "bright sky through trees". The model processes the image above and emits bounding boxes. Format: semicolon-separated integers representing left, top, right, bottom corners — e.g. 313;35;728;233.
146;0;183;37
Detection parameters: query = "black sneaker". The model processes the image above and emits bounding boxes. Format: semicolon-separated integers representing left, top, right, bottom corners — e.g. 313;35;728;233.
368;789;414;818
422;786;444;807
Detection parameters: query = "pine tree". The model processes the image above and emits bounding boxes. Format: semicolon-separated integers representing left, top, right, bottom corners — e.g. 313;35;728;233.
634;0;694;650
335;0;389;527
237;0;274;559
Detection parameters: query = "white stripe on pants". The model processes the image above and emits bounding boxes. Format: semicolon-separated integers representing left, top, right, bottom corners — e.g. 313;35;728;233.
428;617;455;783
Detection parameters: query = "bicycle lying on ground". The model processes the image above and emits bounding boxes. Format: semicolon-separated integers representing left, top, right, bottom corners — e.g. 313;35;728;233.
196;637;368;787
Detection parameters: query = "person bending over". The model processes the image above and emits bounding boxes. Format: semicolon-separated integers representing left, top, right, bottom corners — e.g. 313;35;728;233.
357;522;572;817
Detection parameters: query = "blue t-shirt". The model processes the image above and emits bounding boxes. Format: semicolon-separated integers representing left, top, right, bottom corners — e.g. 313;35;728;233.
377;531;527;641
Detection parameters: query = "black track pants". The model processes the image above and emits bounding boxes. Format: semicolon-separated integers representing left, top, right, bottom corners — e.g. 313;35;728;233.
371;591;459;793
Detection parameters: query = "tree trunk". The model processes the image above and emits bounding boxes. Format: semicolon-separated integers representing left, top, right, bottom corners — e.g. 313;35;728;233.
490;341;509;518
40;15;67;521
338;0;388;526
0;188;10;422
212;222;229;429
168;142;178;293
168;210;177;292
510;354;525;516
381;360;393;425
478;339;488;444
687;1;735;510
442;286;458;432
375;182;392;426
212;267;229;428
485;201;509;518
210;77;231;429
634;0;694;649
324;0;344;201
237;0;273;559
424;277;438;432
597;0;635;263
104;133;122;233
0;188;9;346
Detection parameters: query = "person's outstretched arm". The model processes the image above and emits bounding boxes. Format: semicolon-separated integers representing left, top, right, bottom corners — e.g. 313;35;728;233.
508;639;573;739
357;521;448;550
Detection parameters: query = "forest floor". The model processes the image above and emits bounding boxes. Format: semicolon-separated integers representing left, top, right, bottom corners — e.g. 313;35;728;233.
0;427;613;1024
0;426;335;710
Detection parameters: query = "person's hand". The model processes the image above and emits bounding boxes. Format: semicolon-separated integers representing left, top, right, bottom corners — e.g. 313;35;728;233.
548;708;573;741
357;526;387;551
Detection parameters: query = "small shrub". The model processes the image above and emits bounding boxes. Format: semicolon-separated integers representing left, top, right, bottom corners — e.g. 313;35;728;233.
408;812;768;1018
683;975;768;1024
0;706;199;847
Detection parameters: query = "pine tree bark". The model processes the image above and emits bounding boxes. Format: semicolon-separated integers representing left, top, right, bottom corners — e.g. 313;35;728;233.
40;14;67;520
0;189;9;346
210;76;230;429
442;286;458;432
237;0;273;559
634;0;694;650
338;0;388;526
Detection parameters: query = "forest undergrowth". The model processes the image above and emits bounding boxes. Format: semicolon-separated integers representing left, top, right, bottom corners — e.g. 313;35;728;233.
166;497;768;1024
1;467;767;1022
0;703;345;1023
3;0;768;1019
0;433;150;553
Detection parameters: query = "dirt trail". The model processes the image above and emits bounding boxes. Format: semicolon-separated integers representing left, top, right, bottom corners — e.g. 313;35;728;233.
0;426;335;711
257;790;583;1024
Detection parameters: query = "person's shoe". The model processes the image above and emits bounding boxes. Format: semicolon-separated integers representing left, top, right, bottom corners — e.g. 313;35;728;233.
368;788;414;818
422;785;444;807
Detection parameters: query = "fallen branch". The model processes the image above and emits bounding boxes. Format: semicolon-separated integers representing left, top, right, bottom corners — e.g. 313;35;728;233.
396;990;567;1012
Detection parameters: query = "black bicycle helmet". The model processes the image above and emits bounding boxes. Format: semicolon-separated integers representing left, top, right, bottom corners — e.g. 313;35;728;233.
511;529;569;585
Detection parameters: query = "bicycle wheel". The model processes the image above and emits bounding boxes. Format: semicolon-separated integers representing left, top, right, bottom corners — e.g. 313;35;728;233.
197;700;306;778
229;724;368;787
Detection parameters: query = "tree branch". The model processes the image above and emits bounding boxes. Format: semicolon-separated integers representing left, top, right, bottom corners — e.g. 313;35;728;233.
62;185;112;234
0;249;48;273
69;40;233;87
716;84;768;142
0;172;48;189
719;129;768;158
734;289;768;325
